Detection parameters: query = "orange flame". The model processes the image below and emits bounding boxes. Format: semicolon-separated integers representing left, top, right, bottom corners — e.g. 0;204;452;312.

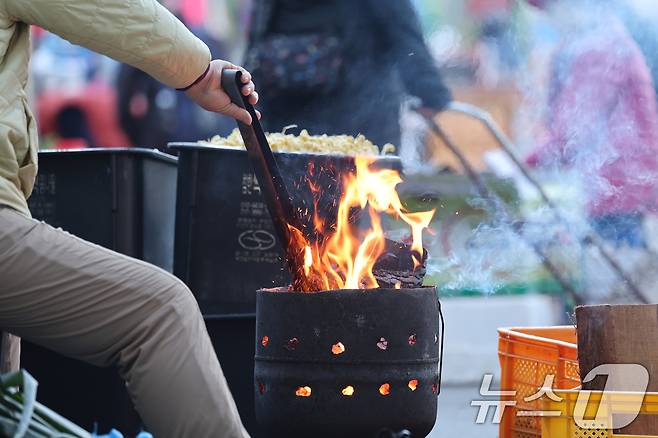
289;157;435;291
408;379;418;391
379;383;391;396
303;245;313;277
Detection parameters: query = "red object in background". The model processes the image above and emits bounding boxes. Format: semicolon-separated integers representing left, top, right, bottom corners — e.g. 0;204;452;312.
468;0;512;17
181;0;206;27
55;138;89;150
31;26;46;41
526;20;658;216
37;82;131;148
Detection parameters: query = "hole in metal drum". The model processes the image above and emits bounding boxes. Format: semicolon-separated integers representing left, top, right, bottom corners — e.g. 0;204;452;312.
341;386;355;396
285;337;300;351
332;342;346;355
296;386;312;397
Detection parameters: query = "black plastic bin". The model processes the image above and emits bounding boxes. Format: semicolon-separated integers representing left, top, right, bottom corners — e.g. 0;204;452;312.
170;143;401;315
28;148;178;272
21;148;178;435
205;314;262;436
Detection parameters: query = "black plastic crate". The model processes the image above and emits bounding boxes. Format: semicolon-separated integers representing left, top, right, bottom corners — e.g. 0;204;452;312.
205;315;261;436
28;148;177;272
170;143;401;315
22;148;178;435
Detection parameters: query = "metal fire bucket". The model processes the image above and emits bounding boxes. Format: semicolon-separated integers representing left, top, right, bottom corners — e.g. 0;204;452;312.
254;287;444;438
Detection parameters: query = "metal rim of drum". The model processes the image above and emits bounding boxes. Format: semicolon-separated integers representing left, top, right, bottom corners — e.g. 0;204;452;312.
254;287;443;438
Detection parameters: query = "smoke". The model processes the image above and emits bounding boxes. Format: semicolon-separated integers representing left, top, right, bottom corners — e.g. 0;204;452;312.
412;0;658;301
426;223;539;295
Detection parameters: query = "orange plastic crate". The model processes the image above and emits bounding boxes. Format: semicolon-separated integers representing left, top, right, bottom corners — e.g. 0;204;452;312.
542;389;658;438
498;326;581;438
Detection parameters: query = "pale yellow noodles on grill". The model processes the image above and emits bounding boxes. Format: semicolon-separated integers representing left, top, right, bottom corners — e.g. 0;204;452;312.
202;128;396;156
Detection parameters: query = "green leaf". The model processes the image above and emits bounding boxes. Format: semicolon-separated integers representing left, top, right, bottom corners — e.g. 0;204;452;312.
0;370;90;438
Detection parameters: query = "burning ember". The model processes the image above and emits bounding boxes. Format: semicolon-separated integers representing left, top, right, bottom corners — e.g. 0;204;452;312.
288;157;435;292
408;380;418;391
379;383;391;396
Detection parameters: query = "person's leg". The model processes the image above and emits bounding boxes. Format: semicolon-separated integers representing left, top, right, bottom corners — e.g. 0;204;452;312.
0;207;249;438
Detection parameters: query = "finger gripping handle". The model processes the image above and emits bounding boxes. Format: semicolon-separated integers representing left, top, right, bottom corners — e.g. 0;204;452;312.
221;69;259;124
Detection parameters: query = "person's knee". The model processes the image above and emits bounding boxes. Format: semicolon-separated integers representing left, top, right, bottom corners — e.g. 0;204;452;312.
156;274;202;323
118;275;202;368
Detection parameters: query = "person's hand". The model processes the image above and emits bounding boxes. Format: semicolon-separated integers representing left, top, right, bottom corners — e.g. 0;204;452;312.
185;60;260;125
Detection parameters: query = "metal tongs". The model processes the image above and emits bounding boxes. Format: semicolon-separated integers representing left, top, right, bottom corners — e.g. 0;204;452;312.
221;69;308;287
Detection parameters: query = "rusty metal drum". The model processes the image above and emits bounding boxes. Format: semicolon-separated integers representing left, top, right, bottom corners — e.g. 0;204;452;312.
254;287;444;438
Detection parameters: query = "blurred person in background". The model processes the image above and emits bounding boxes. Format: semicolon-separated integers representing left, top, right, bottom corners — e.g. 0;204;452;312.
468;0;519;88
245;0;452;148
53;106;93;150
118;0;234;150
0;0;258;436
30;29;125;149
473;16;519;88
524;0;658;248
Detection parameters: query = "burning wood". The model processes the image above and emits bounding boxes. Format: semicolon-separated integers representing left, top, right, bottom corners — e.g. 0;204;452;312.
285;157;435;292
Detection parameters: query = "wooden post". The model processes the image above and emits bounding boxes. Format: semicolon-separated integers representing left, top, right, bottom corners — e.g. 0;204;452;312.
576;304;658;435
0;332;20;374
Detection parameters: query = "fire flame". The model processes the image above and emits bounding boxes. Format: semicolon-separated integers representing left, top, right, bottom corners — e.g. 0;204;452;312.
289;157;435;291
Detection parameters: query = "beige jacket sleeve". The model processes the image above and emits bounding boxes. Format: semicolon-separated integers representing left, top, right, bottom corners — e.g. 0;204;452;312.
3;0;211;89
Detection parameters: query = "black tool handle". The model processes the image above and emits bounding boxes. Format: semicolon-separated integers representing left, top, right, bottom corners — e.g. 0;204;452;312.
220;69;304;254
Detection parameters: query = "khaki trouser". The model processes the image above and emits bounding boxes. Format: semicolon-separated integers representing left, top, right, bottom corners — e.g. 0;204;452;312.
0;207;249;438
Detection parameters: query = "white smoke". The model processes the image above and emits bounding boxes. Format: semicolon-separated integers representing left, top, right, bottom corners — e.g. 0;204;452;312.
414;0;658;302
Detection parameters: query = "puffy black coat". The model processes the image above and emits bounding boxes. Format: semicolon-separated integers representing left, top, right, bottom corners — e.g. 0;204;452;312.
248;0;451;147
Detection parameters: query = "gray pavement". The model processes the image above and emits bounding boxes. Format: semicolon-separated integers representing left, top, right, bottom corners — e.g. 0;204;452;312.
427;384;498;438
